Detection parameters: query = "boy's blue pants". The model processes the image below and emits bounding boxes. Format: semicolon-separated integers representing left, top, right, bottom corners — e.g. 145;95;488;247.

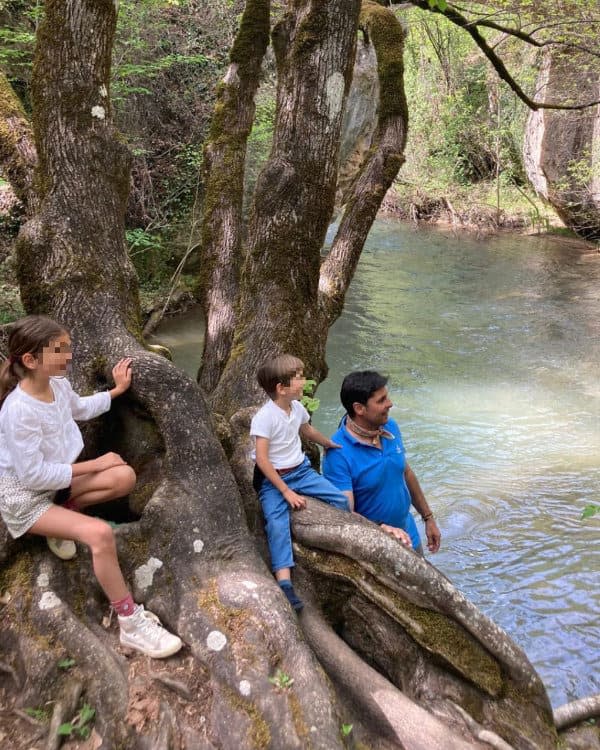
259;456;349;572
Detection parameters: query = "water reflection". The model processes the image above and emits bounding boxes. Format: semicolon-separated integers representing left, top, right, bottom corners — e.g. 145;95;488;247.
154;219;600;707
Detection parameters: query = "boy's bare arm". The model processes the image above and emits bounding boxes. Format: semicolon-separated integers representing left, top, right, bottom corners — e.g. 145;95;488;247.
299;423;341;449
255;437;306;509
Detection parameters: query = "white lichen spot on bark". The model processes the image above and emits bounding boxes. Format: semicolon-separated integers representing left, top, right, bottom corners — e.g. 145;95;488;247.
325;72;345;121
207;630;227;651
223;63;240;86
36;573;50;588
239;680;252;696
39;591;61;610
134;557;163;591
193;527;200;533
242;580;258;590
91;105;106;120
193;539;205;553
99;85;108;98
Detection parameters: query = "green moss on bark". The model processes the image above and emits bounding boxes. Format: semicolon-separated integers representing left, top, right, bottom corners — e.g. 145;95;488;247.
300;546;503;697
360;1;408;123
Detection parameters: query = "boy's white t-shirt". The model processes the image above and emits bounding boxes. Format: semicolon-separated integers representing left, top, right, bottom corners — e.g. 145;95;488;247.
250;399;309;469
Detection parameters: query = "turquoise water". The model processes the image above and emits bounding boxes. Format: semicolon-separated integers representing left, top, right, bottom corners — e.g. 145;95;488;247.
154;219;600;708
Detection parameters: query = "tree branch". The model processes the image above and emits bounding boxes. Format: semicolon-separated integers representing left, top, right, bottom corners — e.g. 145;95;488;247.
396;1;600;111
319;0;408;327
197;0;270;394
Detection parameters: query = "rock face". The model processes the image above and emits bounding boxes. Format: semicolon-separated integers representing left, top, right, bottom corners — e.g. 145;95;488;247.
523;49;600;239
336;38;379;203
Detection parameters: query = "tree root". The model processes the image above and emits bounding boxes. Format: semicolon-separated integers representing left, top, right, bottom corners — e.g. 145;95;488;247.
46;679;83;750
292;500;558;750
300;604;485;749
449;702;516;750
554;693;600;730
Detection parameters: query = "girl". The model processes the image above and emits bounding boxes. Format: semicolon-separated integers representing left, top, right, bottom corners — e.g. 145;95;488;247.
0;315;182;659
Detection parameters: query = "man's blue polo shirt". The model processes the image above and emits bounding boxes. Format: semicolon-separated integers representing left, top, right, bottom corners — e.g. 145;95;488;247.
322;417;421;549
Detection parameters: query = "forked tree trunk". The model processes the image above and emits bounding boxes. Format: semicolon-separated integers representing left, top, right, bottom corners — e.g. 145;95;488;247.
211;0;362;416
0;1;578;749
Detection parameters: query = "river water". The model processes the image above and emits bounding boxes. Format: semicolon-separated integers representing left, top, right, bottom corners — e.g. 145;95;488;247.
153;218;600;708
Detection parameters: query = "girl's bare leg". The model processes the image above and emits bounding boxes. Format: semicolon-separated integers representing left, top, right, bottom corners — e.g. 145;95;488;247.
70;465;136;509
29;505;129;601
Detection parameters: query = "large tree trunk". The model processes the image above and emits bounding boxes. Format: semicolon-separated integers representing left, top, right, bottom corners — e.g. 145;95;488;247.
0;1;591;748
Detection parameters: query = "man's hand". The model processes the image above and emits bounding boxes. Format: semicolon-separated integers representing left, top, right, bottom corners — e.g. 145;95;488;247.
283;488;307;509
425;518;441;553
324;440;342;451
379;523;412;547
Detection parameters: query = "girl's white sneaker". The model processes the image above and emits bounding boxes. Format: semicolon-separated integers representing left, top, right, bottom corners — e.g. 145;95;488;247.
47;537;77;560
118;605;182;658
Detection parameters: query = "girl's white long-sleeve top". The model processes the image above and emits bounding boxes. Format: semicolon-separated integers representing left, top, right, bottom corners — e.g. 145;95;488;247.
0;377;111;490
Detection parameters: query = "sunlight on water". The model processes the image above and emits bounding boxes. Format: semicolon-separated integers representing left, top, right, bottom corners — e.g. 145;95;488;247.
155;219;600;707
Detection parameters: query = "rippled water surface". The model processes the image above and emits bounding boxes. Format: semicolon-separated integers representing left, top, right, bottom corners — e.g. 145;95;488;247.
155;219;600;707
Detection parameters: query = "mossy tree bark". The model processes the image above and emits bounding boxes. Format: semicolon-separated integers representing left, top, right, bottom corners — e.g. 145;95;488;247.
210;0;363;416
208;2;410;415
0;1;589;749
197;0;270;394
0;69;38;215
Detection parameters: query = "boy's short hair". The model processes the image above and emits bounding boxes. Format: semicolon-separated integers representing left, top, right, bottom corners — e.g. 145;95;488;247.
340;371;388;417
257;354;304;398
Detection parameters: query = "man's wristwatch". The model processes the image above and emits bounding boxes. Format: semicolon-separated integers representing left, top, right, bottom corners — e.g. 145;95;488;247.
421;512;434;522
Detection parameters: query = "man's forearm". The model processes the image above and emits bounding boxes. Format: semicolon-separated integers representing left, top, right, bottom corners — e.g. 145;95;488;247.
404;464;433;519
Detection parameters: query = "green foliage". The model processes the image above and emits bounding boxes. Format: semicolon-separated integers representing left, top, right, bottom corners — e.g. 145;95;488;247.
57;703;95;740
268;669;294;690
57;657;76;670
341;723;353;737
113;53;211;102
301;379;320;415
555;151;600;198
401;8;528;192
125;228;171;286
244;90;276;204
24;706;50;722
582;504;599;520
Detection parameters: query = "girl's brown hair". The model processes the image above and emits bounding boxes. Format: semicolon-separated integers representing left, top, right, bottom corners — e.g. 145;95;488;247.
0;315;68;407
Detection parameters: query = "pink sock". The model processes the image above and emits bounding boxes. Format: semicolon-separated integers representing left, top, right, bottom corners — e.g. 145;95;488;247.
111;594;136;617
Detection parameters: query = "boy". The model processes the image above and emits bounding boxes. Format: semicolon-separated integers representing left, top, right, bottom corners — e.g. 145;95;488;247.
251;354;349;611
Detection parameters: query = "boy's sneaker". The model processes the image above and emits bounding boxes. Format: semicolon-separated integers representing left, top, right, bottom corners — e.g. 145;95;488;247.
47;537;77;560
118;605;183;658
279;581;304;612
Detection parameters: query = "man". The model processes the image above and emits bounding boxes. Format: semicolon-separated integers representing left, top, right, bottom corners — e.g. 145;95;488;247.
322;371;441;554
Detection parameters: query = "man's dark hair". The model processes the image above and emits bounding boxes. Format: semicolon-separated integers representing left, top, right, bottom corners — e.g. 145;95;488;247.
340;371;388;417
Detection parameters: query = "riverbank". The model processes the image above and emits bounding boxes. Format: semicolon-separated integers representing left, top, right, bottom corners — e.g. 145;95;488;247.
380;180;576;238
